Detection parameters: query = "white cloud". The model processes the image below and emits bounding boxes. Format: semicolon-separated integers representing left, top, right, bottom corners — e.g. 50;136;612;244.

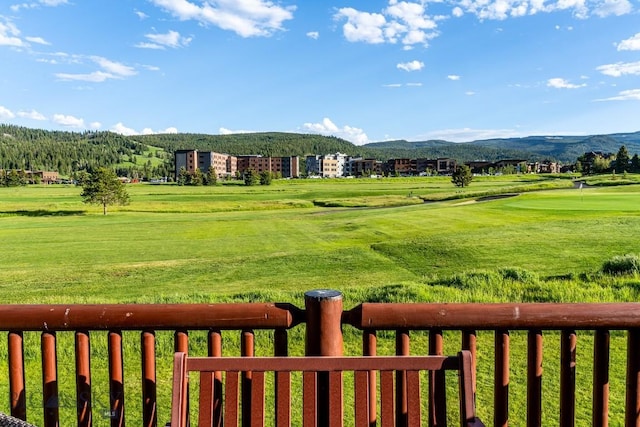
135;10;149;20
593;0;632;17
52;114;84;128
89;122;101;129
56;56;137;82
0;106;16;119
25;36;49;45
56;71;116;82
11;0;68;11
416;127;522;142
595;89;640;101
456;0;630;20
111;122;138;136
336;8;387;44
306;31;319;40
149;0;296;38
302;117;369;145
334;1;439;48
383;83;403;87
219;127;257;134
0;19;27;47
617;33;640;51
137;30;192;49
452;6;464;16
447;74;461;80
397;60;424;71
91;56;137;77
547;77;586;88
17;109;46;120
406;82;422;86
142;127;179;134
597;61;640;77
40;0;69;5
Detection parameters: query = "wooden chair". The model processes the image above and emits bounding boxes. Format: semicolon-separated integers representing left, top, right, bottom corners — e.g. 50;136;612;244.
170;350;484;427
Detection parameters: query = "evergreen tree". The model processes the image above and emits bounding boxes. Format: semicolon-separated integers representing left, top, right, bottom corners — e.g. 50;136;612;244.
206;166;217;186
244;169;260;186
81;168;130;215
451;165;473;188
631;154;640;173
260;171;273;185
615;145;630;173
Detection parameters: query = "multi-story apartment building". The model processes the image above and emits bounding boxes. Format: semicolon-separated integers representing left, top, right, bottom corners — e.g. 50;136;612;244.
306;153;349;178
350;158;383;176
175;150;299;180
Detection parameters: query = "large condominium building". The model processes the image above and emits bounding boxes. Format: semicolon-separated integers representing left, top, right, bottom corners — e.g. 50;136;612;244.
175;150;236;179
305;153;349;177
175;150;299;180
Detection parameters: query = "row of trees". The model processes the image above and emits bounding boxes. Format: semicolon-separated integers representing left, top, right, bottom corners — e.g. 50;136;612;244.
576;145;640;175
175;167;275;186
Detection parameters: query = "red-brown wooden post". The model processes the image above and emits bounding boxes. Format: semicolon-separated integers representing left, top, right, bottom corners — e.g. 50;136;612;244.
305;289;344;427
75;331;92;427
274;329;291;427
364;330;377;426
8;331;26;421
42;331;59;427
593;329;609;427
495;330;510;427
241;330;255;427
462;330;477;393
560;330;577;427
208;330;223;427
527;329;543;427
430;329;445;427
625;328;640;427
108;330;125;427
141;331;156;427
397;329;410;427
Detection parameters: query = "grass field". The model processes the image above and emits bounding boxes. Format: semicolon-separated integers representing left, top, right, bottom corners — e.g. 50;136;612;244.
1;174;639;426
0;174;638;304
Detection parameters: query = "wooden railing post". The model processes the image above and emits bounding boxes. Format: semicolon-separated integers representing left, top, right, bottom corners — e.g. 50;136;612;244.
305;289;344;426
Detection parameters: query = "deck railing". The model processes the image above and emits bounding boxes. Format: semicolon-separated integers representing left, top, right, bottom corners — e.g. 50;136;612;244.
1;290;640;426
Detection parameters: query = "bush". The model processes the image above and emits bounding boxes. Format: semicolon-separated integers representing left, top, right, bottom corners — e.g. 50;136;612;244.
602;254;640;276
499;267;538;284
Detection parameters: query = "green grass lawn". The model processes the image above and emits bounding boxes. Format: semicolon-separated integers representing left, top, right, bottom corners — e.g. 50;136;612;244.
0;175;637;303
1;175;639;426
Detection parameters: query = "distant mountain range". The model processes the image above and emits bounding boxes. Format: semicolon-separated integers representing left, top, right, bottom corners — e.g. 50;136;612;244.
364;131;640;163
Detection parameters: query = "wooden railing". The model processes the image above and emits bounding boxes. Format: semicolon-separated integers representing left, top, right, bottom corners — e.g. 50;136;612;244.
1;291;640;426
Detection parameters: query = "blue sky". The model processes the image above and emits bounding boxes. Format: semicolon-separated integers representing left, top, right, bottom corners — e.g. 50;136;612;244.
0;0;638;144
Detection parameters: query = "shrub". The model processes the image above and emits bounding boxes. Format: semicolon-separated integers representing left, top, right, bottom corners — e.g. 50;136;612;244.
602;254;640;276
499;267;538;284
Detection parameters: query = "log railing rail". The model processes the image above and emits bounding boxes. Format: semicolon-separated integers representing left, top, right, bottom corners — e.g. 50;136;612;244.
1;292;640;426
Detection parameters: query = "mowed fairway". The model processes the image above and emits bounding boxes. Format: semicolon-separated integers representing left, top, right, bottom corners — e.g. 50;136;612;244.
0;177;639;303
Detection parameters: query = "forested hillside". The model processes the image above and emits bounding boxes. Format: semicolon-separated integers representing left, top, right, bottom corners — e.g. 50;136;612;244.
2;123;639;177
134;132;362;158
0;124;170;176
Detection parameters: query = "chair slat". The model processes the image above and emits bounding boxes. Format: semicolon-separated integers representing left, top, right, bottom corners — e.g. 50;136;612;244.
251;371;266;426
406;370;421;427
224;371;239;427
303;371;317;427
354;370;369;427
198;371;214;427
380;370;394;427
275;371;291;427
